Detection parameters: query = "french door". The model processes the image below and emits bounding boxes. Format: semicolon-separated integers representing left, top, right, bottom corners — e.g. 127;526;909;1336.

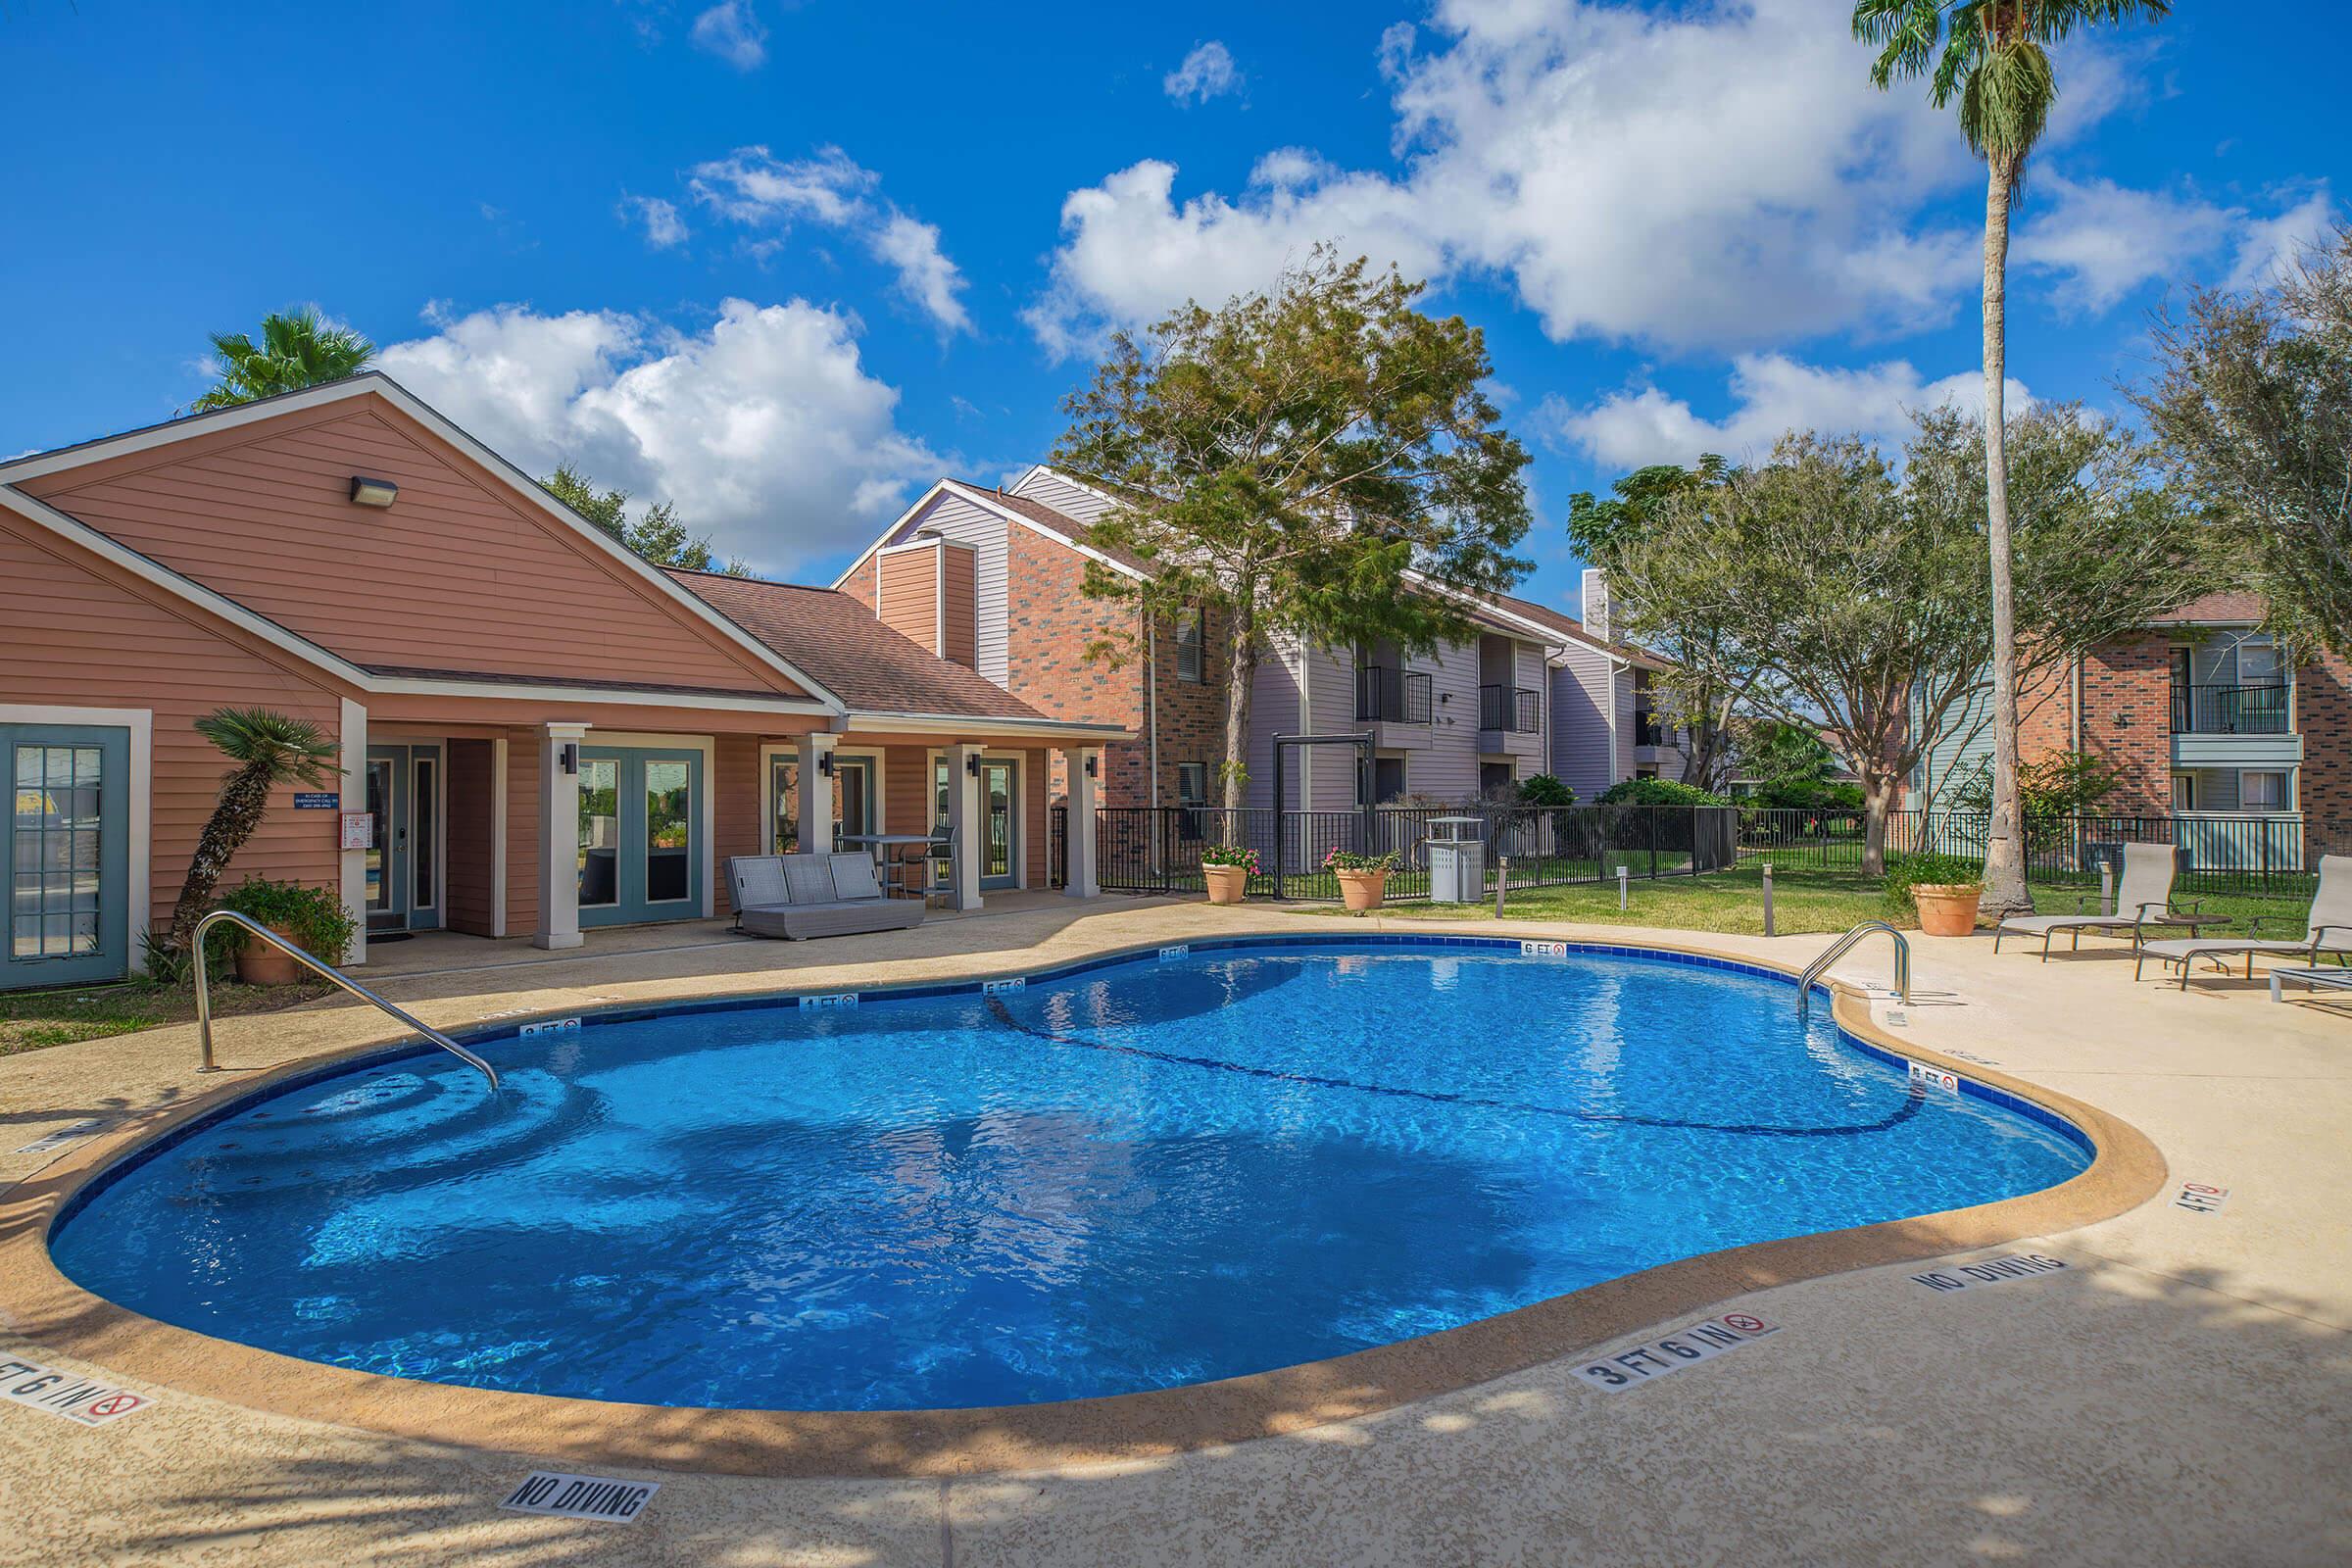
578;747;703;926
365;744;442;933
3;724;130;989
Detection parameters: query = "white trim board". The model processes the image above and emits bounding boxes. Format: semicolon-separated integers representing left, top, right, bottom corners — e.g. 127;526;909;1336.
830;477;1149;592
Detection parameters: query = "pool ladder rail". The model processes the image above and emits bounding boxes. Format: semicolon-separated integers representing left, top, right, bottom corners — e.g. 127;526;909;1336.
191;908;501;1092
1796;920;1912;1021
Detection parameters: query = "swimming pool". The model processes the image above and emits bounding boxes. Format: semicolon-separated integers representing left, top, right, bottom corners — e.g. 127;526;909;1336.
50;938;2087;1412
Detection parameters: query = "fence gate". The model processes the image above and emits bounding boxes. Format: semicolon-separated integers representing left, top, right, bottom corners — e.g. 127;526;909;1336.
1266;734;1373;899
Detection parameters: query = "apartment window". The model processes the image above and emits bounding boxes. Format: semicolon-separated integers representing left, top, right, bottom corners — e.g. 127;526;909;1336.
2242;771;2289;812
1174;609;1204;683
2171;773;2197;812
1175;760;1208;806
1371;756;1407;804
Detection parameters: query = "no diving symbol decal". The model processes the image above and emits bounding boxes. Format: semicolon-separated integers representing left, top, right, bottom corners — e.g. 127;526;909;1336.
0;1357;153;1426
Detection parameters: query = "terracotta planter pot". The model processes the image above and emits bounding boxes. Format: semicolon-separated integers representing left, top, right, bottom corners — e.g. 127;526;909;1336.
1336;868;1390;913
234;925;304;986
1912;884;1984;938
1202;865;1250;906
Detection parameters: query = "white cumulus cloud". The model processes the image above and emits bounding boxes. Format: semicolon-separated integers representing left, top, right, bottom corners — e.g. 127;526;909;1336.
2226;185;2338;291
689;146;972;336
378;299;940;573
690;1;767;70
1164;40;1241;105
1546;353;2034;471
619;194;688;250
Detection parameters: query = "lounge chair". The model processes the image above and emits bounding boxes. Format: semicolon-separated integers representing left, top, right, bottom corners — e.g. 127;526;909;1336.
725;853;925;941
1993;842;2213;960
2135;855;2352;991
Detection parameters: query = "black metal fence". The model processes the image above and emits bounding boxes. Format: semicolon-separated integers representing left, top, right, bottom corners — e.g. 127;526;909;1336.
1060;804;1740;901
1736;808;2346;905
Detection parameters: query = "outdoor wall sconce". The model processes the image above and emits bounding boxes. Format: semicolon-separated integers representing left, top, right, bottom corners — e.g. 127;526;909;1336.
349;475;399;508
816;751;835;778
966;754;981;777
559;743;579;776
1085;755;1099;779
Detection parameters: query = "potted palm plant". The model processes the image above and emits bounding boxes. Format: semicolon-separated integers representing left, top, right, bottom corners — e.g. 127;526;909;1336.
1200;845;1258;906
161;708;342;974
1324;846;1403;913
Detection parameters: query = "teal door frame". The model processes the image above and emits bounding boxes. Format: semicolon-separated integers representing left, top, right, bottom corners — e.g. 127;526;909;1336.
3;723;131;990
365;744;442;933
577;746;704;927
979;756;1020;890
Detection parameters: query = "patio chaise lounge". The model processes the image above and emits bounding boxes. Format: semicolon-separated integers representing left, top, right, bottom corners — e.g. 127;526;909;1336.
726;853;925;941
2135;854;2352;991
1993;842;2213;960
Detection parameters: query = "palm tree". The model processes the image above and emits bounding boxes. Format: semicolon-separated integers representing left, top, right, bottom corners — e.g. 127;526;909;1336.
165;709;341;959
1853;0;2169;917
191;308;376;411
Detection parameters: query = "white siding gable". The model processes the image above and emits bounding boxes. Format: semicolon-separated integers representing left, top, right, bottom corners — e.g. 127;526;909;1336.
887;492;1010;687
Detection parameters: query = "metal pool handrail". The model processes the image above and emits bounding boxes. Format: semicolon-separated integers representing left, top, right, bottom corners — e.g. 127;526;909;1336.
191;908;500;1092
1796;920;1912;1021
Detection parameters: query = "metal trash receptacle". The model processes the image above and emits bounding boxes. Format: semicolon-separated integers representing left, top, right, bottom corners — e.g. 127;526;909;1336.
1426;815;1486;904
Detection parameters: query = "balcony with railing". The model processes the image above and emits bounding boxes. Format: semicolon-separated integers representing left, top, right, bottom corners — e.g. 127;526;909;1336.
2170;681;2299;768
1479;685;1541;732
1356;665;1433;724
1634;707;1666;749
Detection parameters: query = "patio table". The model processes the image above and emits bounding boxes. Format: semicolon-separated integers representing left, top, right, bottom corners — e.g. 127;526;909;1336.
2269;965;2352;1004
836;832;939;899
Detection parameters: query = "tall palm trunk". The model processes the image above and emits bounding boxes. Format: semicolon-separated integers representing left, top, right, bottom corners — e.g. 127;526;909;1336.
1980;153;2033;917
167;761;275;956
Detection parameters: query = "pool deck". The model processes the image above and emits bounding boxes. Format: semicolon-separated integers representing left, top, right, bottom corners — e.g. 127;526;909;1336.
2;899;2347;1566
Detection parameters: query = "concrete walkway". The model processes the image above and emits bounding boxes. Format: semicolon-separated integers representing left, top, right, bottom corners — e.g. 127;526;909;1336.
2;900;2346;1566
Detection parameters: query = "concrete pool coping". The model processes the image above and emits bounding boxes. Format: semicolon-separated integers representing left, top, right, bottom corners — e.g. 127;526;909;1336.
0;931;2166;1481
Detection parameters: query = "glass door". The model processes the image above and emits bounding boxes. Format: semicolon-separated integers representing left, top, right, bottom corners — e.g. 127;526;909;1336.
833;758;873;851
2;724;129;990
981;759;1017;889
366;745;441;932
365;756;401;930
578;747;702;926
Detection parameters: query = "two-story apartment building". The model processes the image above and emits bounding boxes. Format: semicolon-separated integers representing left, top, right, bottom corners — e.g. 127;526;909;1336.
1914;592;2350;822
832;468;1575;812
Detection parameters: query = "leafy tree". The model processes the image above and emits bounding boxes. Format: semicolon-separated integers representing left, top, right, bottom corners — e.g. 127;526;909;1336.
192;308;376;411
543;464;748;575
1053;250;1532;811
1567;455;1753;791
1743;721;1866;811
1603;410;2204;874
1948;749;2124;818
2132;226;2352;653
1595;777;1730;807
1856;0;2173;914
165;710;340;960
1517;773;1575;808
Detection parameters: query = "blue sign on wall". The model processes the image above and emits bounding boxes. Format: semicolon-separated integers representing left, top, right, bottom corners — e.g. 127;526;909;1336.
292;793;340;809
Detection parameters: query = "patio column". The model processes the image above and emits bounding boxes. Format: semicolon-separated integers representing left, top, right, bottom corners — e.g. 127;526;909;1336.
797;732;838;853
337;698;368;966
944;742;983;911
1061;746;1101;899
535;721;589;950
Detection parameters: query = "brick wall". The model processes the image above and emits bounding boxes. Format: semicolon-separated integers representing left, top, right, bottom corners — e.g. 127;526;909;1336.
1003;523;1151;803
2077;633;2175;813
1146;606;1234;809
2299;650;2352;821
2015;657;2075;765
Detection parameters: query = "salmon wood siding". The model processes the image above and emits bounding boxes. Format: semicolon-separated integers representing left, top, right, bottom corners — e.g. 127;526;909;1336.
0;511;346;937
444;739;497;936
505;729;541;938
22;400;804;698
714;735;763;917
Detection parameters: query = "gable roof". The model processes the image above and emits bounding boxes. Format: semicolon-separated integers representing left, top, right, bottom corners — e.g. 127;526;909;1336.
668;569;1123;736
1475;585;1668;669
830;476;1152;591
0;372;848;712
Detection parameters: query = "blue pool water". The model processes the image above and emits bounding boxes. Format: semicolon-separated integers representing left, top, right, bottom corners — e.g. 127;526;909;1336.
50;941;2085;1410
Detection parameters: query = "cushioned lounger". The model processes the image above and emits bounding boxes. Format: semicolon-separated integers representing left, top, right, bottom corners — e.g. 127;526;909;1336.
726;853;924;942
1993;842;2189;959
2135;854;2352;991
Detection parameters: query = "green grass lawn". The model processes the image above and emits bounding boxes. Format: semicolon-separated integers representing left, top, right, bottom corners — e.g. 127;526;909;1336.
1297;860;2318;939
0;978;330;1057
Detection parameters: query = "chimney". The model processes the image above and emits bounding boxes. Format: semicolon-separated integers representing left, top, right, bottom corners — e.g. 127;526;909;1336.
1582;567;1611;642
876;534;978;667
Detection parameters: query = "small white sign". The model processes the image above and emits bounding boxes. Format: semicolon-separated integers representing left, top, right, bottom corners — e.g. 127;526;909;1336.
500;1471;659;1524
339;811;373;851
2173;1182;2231;1215
1910;1252;2070;1294
798;993;858;1009
1158;945;1189;961
15;1118;105;1155
982;977;1025;995
1908;1060;1961;1095
518;1017;580;1038
1571;1312;1781;1393
0;1357;152;1426
1520;940;1570;957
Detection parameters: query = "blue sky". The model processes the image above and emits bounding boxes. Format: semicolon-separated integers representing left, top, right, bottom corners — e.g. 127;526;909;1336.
5;1;2342;613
